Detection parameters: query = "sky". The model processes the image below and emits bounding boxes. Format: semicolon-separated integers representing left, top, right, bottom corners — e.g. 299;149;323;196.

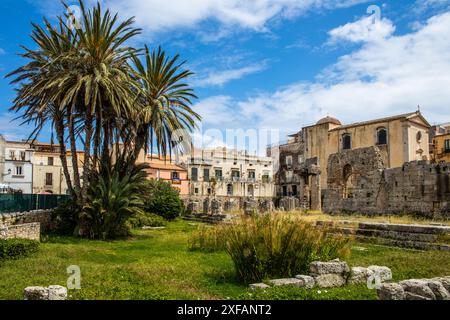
0;0;449;154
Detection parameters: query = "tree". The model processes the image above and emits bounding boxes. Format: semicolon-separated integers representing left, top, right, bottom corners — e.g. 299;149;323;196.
130;46;201;165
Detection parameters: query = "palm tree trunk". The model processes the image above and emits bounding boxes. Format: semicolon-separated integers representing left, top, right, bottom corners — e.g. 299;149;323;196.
81;106;93;197
56;117;76;199
68;111;82;202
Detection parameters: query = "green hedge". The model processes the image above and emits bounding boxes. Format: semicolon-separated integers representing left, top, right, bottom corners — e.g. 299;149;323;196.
0;238;40;260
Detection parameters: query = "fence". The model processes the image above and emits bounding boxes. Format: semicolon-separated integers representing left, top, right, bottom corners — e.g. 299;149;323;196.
0;194;70;214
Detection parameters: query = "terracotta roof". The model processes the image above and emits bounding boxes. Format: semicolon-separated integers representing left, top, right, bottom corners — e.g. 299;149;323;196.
329;111;430;132
146;162;186;171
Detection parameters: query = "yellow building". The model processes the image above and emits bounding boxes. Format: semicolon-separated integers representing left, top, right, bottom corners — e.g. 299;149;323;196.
432;133;450;163
291;111;431;188
31;142;83;195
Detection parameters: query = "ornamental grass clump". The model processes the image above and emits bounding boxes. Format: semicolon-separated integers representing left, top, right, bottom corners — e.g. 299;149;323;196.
191;214;352;284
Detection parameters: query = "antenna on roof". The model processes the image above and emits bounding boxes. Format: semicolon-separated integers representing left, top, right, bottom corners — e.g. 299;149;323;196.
417;105;421;112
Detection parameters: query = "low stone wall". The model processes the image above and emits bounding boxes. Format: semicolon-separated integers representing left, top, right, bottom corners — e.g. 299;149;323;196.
183;196;274;215
378;277;450;300
249;259;392;290
316;220;450;251
0;210;52;230
0;223;40;241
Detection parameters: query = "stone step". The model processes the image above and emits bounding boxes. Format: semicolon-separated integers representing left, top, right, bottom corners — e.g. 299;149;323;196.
358;222;450;235
353;235;450;251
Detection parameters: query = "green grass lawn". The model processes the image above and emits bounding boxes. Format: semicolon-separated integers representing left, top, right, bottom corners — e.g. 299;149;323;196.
1;219;450;300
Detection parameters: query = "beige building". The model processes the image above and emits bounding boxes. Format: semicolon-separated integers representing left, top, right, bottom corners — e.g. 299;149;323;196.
178;147;274;198
31;142;82;195
274;110;432;200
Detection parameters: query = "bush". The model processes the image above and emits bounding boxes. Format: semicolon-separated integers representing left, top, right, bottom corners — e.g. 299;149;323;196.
0;238;40;260
127;211;167;229
189;214;352;283
143;179;183;221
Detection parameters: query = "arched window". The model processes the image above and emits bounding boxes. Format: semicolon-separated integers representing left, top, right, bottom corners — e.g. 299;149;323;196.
377;127;387;145
342;134;352;150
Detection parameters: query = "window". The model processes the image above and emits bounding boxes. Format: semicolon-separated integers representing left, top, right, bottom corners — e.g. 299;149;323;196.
171;171;180;180
9;150;15;160
15;166;23;176
231;170;240;181
444;139;450;153
285;155;293;166
248;185;254;197
247;170;256;180
292;185;298;196
215;169;223;180
376;128;387;145
298;155;305;164
194;187;199;194
342;134;352;150
191;168;198;181
416;131;423;142
227;184;233;196
282;186;288;197
48;157;54;166
207;188;212;195
203;168;210;182
45;173;53;186
20;151;26;161
262;171;270;183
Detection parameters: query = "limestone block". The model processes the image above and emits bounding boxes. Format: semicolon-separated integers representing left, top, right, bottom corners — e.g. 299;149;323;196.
399;279;436;300
431;276;450;292
313;274;346;288
24;287;49;300
294;275;315;289
377;283;405;300
48;285;68;300
269;278;304;287
249;283;270;290
425;280;449;300
349;267;374;284
367;266;392;282
310;259;350;275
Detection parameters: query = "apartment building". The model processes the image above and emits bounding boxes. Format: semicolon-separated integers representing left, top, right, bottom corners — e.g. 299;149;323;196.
178;147;274;198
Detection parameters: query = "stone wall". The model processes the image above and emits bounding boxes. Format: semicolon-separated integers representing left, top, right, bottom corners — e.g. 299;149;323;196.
323;146;450;218
183;196;274;215
0;210;52;230
0;222;40;241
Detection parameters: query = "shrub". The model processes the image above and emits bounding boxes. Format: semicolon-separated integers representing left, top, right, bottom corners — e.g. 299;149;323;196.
143;179;183;221
127;211;167;229
189;214;352;283
0;238;40;260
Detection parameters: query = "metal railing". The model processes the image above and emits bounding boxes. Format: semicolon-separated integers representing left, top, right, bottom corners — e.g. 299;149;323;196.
0;194;70;214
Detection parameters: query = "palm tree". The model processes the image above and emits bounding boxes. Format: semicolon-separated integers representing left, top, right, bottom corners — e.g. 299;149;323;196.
55;0;142;199
7;18;78;198
130;46;201;165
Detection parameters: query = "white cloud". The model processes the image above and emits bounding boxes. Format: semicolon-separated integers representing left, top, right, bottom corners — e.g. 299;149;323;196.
102;0;369;36
197;11;450;140
328;15;395;44
193;63;267;87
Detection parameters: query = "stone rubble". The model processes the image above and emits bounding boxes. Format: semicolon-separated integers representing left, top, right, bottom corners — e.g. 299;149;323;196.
24;285;67;300
378;277;450;300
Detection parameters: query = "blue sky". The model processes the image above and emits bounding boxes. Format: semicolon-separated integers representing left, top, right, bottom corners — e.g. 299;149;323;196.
1;0;450;153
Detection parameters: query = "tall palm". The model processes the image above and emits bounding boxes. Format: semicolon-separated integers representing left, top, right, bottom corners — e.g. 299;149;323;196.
130;46;201;164
7;18;78;198
56;0;142;198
